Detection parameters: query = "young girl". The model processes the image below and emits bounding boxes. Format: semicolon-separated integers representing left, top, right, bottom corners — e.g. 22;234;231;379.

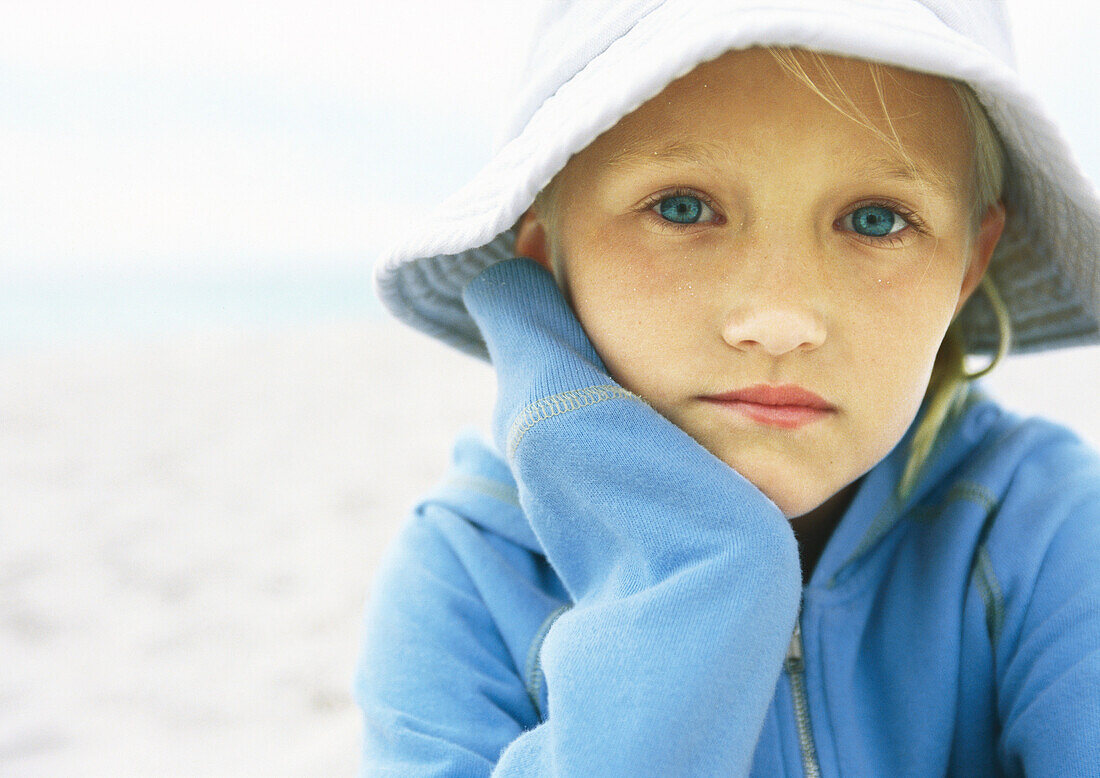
358;1;1100;774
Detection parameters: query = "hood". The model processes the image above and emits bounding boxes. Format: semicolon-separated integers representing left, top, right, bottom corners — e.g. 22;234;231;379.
419;427;542;553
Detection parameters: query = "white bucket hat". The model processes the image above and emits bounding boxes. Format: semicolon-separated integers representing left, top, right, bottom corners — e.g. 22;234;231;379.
373;0;1100;360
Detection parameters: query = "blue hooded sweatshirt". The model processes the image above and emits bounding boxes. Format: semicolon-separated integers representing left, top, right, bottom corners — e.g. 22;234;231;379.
355;259;1100;776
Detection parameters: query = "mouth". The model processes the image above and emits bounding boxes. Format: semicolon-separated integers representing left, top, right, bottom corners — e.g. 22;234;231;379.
699;383;836;429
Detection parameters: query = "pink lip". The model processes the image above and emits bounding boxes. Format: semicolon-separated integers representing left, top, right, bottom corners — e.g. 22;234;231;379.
701;384;836;429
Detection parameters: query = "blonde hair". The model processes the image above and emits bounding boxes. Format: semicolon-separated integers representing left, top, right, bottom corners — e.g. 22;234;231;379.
532;47;1011;501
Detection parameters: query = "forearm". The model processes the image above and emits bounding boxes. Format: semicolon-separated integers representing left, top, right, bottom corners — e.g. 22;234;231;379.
465;258;802;774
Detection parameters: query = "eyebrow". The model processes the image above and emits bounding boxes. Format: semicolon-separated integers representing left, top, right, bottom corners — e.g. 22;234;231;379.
603;138;733;171
852;156;960;199
603;140;959;199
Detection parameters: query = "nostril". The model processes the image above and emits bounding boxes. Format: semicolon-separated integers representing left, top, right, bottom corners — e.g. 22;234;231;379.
722;308;827;355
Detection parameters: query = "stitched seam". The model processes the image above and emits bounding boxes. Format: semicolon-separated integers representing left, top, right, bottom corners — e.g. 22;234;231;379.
959;481;1004;652
973;545;1006;648
524;604;571;723
973;566;997;646
949;480;1004;647
946;480;998;513
833;479;998;587
447;473;520;508
507;384;640;460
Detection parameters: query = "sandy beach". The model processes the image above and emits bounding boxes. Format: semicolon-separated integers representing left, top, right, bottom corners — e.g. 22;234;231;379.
1;320;494;777
3;319;1097;776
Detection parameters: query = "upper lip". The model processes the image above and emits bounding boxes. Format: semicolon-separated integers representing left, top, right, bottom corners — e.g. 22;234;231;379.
702;383;835;410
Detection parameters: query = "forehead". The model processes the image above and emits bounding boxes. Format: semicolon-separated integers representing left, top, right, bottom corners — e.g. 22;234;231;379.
564;47;970;196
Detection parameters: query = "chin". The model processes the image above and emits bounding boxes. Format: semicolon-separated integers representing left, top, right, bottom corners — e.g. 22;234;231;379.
732;458;851;519
683;421;860;519
726;461;822;517
772;493;826;520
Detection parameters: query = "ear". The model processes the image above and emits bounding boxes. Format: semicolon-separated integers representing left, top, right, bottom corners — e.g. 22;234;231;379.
954;202;1006;318
514;209;552;271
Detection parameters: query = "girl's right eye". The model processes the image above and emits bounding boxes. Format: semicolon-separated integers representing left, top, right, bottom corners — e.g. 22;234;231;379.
645;190;720;226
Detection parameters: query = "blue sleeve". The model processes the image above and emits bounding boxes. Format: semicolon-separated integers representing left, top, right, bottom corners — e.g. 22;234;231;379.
996;471;1100;774
358;258;802;776
355;507;536;776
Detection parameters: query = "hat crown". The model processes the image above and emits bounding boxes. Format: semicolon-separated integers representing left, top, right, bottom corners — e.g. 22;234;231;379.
496;0;1016;153
920;0;1016;63
496;0;662;151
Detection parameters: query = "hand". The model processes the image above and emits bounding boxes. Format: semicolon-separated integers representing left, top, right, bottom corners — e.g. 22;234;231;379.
462;257;628;461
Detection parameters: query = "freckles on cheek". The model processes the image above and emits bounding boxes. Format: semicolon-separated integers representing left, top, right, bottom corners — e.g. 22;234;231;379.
857;264;952;335
845;276;941;391
570;253;683;319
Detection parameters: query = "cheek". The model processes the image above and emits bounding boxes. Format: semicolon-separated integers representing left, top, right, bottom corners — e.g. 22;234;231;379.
846;263;963;427
853;243;967;342
562;245;710;393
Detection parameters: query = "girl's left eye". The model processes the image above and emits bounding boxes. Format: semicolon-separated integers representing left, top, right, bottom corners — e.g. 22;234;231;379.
650;193;718;225
840;205;910;238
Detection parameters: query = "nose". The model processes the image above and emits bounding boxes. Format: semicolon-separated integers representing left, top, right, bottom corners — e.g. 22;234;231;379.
720;269;827;356
721;306;827;355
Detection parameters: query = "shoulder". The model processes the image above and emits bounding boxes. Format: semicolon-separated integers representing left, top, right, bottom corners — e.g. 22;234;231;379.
957;394;1097;489
971;404;1100;541
920;395;1100;564
955;404;1100;768
956;399;1100;666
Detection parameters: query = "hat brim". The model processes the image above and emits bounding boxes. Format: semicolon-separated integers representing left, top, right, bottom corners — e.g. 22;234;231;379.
374;0;1100;360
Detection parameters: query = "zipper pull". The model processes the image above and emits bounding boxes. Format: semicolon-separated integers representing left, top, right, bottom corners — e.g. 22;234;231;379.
785;619;803;672
784;610;823;776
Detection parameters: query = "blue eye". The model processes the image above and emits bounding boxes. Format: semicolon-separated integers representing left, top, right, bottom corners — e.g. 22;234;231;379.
655;194;714;224
843;205;908;237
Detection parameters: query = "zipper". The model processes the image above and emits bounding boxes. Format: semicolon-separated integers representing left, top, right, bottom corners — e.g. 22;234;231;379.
785;617;822;778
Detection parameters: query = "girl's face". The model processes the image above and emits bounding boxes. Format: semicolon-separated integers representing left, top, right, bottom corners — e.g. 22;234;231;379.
516;48;1005;524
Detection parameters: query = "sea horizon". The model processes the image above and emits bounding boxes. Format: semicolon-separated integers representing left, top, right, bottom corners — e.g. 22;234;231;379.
0;261;384;356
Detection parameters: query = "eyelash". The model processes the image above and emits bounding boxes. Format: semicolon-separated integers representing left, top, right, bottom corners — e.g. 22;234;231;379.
840;198;928;248
638;188;928;247
638;187;723;231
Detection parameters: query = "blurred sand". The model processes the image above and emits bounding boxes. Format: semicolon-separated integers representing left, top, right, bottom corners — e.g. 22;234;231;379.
0;320;493;777
1;319;1096;776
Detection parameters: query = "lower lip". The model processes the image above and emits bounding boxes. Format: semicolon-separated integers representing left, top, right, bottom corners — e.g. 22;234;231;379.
704;400;834;429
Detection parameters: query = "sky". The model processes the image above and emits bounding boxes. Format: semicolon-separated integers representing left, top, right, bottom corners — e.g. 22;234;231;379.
0;1;537;278
1;1;1098;280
